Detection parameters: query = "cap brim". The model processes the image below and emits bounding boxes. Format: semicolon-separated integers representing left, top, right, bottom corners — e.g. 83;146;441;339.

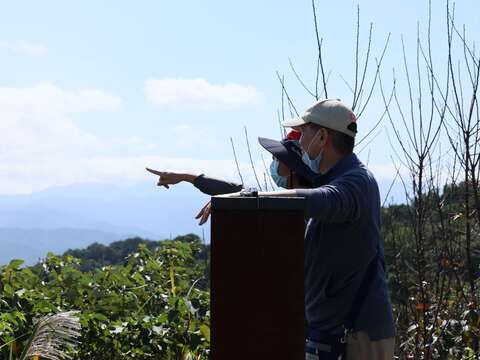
281;116;308;128
258;137;287;159
258;137;316;184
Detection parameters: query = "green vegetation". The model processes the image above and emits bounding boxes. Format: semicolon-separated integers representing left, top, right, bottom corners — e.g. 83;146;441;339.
62;234;210;273
383;182;480;358
0;235;210;359
1;182;479;358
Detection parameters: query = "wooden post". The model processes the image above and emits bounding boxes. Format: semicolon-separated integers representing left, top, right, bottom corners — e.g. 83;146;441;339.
210;196;305;359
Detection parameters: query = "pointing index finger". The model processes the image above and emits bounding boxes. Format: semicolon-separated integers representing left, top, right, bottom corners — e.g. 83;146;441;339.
146;167;164;176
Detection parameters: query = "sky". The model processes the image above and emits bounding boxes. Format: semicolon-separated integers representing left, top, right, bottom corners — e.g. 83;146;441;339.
0;0;479;196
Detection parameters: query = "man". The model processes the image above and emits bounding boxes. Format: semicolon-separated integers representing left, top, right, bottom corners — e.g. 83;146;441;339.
197;99;395;359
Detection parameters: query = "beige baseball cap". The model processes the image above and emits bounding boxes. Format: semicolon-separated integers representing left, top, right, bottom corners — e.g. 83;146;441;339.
281;99;357;138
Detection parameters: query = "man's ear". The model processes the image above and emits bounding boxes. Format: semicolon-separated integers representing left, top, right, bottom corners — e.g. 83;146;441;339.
319;128;329;146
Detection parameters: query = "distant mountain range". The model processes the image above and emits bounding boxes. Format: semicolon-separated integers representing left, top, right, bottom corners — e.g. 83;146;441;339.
0;228;123;265
0;178;404;265
0;181;210;265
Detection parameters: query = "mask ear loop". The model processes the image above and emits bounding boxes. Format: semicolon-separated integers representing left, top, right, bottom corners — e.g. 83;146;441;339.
305;128;322;159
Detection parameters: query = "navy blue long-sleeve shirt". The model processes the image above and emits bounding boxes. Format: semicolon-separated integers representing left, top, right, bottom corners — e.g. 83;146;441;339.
296;153;395;340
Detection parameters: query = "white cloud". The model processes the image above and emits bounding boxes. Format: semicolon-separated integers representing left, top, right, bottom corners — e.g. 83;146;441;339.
0;40;48;56
0;80;254;195
0;83;126;193
0;81;262;195
0;83;122;157
0;154;259;195
145;78;264;110
0;83;121;115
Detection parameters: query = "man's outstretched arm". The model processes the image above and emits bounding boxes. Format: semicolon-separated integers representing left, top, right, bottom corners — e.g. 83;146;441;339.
196;173;367;225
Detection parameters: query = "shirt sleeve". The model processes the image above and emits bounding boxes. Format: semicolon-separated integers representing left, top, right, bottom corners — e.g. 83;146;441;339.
193;174;244;196
295;171;368;222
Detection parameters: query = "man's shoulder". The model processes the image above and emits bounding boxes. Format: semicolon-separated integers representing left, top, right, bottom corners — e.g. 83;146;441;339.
333;163;380;200
324;153;380;192
341;163;378;184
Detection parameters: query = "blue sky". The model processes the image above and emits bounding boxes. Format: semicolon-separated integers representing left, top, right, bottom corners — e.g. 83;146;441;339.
0;0;478;196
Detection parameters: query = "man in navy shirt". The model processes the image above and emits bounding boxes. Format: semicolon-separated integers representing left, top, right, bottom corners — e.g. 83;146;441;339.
197;99;395;359
283;99;395;359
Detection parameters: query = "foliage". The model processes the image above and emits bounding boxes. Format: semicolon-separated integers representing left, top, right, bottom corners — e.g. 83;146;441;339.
382;182;480;358
62;234;210;273
0;235;210;359
0;195;478;359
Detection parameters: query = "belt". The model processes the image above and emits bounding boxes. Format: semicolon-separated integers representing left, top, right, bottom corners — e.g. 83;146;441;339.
305;328;347;359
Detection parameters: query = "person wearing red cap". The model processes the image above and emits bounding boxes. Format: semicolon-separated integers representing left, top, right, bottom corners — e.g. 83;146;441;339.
146;130;314;195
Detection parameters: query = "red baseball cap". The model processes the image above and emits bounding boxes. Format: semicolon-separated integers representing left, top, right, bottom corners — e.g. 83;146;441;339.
286;130;301;141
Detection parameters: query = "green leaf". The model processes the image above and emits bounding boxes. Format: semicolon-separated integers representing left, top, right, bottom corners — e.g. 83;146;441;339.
3;284;14;297
8;259;24;270
90;313;109;322
200;325;210;343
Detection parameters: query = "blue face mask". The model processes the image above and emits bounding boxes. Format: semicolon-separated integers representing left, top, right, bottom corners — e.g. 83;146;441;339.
269;160;289;188
302;151;322;174
302;129;324;174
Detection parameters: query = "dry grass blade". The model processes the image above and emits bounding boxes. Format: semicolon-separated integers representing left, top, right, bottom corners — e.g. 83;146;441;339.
243;126;263;190
230;137;245;186
21;311;81;360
